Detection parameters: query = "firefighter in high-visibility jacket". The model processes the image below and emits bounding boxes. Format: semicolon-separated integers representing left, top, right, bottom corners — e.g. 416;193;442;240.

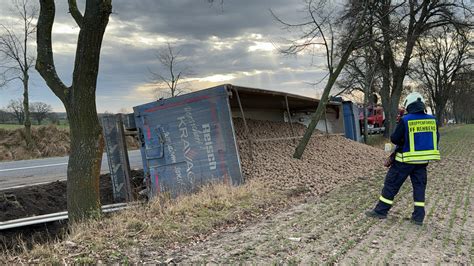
366;92;440;225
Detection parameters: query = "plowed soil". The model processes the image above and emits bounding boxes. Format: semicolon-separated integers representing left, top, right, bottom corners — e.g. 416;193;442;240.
0;170;144;251
156;125;474;264
0;170;144;222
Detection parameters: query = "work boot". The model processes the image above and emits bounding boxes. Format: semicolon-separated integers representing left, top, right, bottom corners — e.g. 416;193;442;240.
365;210;387;219
410;218;423;226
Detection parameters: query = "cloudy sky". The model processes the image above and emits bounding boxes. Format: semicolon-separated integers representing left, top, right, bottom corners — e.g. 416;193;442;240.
0;0;331;113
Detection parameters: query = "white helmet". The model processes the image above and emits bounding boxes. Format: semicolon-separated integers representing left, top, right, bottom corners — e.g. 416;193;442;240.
403;92;425;109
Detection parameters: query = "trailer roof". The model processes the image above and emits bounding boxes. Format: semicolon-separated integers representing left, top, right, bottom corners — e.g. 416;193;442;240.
221;84;341;111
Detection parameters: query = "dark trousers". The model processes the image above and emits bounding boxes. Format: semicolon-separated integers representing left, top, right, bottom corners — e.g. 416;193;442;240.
374;161;428;222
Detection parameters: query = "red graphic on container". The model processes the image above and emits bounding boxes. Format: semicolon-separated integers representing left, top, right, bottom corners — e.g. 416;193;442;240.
146;126;151;140
144;95;211;113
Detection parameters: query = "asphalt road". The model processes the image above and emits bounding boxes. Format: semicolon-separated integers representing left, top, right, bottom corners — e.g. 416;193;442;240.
0;150;143;191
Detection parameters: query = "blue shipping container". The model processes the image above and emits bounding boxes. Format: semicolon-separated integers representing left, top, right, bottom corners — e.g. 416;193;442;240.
133;85;243;198
342;101;361;142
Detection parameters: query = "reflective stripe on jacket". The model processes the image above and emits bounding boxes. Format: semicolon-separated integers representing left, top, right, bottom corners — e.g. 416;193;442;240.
395;113;440;164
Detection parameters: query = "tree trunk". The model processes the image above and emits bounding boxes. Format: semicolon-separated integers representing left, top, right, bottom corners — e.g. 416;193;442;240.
15;111;24;125
380;69;391;138
453;102;460;123
427;94;435;116
65;101;104;222
65;0;110;222
294;44;358;158
434;100;446;127
363;88;369;143
385;74;405;137
22;73;32;148
293;73;335;158
36;0;112;222
363;69;372;143
293;7;367;158
378;0;422;138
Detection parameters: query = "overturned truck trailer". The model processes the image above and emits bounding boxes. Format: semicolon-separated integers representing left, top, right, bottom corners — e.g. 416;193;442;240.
133;84;345;199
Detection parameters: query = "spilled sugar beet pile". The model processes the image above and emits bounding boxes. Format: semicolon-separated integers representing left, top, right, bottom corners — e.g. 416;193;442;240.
0;170;144;222
233;118;386;197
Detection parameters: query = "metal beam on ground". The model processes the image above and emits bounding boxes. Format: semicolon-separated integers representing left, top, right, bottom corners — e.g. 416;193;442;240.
0;203;132;230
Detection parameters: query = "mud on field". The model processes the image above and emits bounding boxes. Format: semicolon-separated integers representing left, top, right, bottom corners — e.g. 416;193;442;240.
155;125;474;264
0;170;145;222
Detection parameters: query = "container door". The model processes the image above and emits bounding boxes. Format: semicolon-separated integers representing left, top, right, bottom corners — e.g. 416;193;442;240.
143;124;165;160
133;86;243;199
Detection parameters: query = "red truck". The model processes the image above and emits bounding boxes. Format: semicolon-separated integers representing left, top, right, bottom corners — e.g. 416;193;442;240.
359;105;405;134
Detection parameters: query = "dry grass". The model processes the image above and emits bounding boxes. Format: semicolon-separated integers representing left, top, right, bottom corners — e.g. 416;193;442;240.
0;125;139;161
0;124;69;130
1;179;291;264
0;125;70;161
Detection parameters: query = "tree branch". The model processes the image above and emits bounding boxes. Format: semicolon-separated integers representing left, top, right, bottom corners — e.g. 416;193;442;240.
36;0;68;102
68;0;83;28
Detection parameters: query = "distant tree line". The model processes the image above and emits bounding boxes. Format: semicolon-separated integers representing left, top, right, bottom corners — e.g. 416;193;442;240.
333;1;473;131
0;99;61;125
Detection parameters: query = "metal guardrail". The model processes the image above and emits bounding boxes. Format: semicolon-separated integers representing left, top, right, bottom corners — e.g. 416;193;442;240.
0;203;132;231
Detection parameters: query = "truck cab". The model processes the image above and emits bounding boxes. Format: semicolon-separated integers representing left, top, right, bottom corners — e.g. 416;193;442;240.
359;105;385;132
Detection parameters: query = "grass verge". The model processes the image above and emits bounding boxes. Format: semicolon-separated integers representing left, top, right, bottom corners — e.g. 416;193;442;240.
1;179;293;264
0;124;69;130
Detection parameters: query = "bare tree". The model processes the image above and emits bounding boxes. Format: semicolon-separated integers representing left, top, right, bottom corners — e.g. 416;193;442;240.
30;101;52;125
367;1;473;136
0;108;13;123
6;98;24;124
0;0;38;147
149;42;192;98
338;46;381;143
36;0;112;222
337;54;381;98
48;112;59;125
414;26;472;126
452;70;474;124
273;0;370;158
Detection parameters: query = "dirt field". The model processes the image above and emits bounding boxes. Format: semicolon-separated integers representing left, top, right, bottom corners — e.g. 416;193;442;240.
0;125;139;161
0;170;144;251
156;125;474;264
0;170;144;222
